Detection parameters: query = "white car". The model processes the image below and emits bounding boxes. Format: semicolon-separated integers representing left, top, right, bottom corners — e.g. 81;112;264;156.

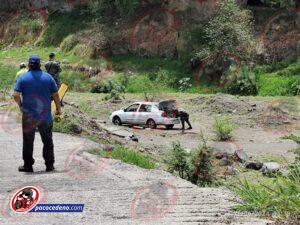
109;101;180;129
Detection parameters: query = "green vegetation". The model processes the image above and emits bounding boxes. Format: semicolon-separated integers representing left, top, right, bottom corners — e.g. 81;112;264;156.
232;174;300;219
283;134;300;144
90;0;141;19
255;60;300;96
226;66;258;96
53;117;81;134
196;0;255;61
38;8;94;46
90;146;155;169
164;133;217;187
263;0;296;8
164;142;189;179
212;115;235;141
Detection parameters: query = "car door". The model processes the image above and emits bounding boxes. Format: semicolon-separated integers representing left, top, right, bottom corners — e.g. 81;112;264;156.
123;103;140;124
137;104;153;124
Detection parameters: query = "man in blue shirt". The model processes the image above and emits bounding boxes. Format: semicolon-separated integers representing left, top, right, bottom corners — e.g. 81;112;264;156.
13;55;62;173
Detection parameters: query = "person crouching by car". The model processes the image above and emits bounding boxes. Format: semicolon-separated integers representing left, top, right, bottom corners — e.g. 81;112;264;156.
173;106;192;130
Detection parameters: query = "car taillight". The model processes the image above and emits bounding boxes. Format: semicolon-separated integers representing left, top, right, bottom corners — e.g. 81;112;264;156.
162;111;167;117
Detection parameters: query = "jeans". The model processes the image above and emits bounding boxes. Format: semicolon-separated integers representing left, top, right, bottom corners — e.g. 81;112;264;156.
22;115;54;167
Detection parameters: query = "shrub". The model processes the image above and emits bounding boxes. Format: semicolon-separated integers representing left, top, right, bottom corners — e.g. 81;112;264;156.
125;75;155;93
257;74;298;96
164;142;189;179
212;115;235;141
188;133;215;186
163;132;217;187
291;79;300;95
155;69;177;88
93;80;125;101
178;77;192;92
226;66;258;96
60;35;78;53
91;80;112;93
53;117;82;134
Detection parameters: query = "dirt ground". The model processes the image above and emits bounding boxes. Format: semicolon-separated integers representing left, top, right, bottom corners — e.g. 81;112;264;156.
65;93;300;162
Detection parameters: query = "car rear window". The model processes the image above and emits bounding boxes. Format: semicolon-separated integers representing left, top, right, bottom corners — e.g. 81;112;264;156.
159;101;176;111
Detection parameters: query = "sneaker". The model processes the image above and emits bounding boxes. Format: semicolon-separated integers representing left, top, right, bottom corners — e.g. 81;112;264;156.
18;165;33;173
46;165;55;172
187;127;192;130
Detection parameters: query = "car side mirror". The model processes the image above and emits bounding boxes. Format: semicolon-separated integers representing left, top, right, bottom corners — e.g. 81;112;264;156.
123;108;126;112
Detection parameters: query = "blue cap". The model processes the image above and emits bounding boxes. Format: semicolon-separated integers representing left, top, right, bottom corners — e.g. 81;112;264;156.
28;55;41;64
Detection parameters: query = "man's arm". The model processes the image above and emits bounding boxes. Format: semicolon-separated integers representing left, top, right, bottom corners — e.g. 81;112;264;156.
52;92;62;115
12;91;22;110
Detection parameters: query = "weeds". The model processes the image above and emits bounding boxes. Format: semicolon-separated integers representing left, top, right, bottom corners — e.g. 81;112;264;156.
212;115;235;141
232;173;300;219
283;134;300;144
90;146;155;169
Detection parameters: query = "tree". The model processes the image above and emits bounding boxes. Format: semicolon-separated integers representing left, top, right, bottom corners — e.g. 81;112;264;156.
196;0;256;62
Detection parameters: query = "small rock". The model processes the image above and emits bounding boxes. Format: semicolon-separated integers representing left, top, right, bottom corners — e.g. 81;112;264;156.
283;120;291;124
219;157;231;166
130;135;139;142
280;168;289;177
214;151;228;159
225;166;239;175
261;162;281;174
70;124;82;134
234;149;249;162
244;161;263;170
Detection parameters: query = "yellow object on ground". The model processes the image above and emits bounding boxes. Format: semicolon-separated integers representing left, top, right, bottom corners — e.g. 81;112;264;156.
51;83;68;121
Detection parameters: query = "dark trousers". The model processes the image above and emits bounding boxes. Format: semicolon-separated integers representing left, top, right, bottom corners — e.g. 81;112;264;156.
180;116;192;130
22;115;54;167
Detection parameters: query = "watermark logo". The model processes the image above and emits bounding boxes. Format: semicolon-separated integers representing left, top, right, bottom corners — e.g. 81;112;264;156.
10;186;40;213
65;143;112;180
131;7;179;49
260;99;299;135
0;95;48;136
131;181;178;222
196;0;222;11
194;53;241;90
260;8;300;50
0;182;48;221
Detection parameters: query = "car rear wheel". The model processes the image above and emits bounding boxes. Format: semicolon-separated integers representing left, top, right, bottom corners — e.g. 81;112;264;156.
112;116;122;126
165;125;174;130
146;119;157;129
